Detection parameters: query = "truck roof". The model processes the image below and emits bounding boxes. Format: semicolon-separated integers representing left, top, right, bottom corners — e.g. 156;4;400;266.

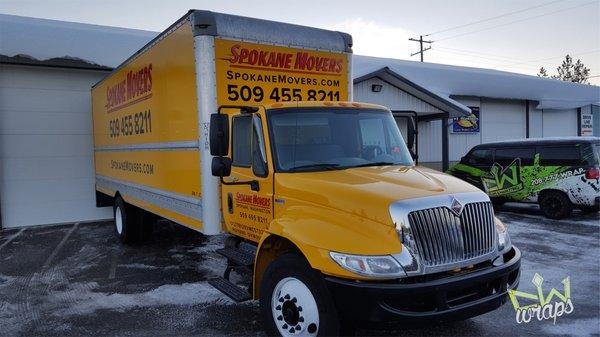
265;101;388;111
93;10;352;88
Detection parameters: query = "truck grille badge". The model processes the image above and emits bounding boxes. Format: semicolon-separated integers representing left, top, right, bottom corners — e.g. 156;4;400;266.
450;196;463;216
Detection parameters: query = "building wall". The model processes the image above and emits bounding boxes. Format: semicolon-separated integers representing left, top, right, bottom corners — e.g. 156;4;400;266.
353;80;586;171
593;105;600;137
0;64;112;228
354;77;444;113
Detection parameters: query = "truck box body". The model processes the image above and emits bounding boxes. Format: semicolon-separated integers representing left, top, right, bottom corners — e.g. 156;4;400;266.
92;11;352;235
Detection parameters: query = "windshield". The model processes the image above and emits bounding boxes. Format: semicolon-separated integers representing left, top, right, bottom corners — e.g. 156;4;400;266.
269;108;414;172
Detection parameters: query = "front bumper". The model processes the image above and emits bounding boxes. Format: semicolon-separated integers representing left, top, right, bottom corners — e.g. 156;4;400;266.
325;246;521;323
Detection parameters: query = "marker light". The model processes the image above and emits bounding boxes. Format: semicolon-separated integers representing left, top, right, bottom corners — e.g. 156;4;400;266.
495;217;512;253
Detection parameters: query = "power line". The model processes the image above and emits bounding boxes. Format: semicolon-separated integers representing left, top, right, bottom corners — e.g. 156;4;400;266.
426;0;564;37
430;49;542;71
434;1;598;42
499;49;600;67
435;46;600;67
435;46;527;63
431;48;600;75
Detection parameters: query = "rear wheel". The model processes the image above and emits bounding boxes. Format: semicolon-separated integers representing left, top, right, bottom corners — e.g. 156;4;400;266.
260;254;343;337
539;191;573;219
579;205;600;214
113;196;141;244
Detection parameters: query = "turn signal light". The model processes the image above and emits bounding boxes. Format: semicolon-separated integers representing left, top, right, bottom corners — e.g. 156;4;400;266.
585;167;599;180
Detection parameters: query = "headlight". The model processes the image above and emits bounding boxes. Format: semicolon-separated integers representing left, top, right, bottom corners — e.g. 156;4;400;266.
329;252;406;278
495;217;512;253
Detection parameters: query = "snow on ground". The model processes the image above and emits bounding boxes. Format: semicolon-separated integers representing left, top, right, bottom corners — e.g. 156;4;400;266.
495;204;599;337
0;210;598;336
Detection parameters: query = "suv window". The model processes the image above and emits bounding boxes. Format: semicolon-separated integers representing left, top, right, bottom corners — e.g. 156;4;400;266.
232;115;252;167
466;148;493;166
538;145;581;166
495;147;534;166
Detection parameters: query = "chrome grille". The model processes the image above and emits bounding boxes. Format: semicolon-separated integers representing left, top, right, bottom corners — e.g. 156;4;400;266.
407;202;496;267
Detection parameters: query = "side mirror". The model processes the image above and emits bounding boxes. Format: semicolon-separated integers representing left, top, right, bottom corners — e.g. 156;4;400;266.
210;113;229;156
211;156;232;177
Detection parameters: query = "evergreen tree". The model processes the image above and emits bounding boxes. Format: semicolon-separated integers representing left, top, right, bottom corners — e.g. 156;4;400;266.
539;55;591;84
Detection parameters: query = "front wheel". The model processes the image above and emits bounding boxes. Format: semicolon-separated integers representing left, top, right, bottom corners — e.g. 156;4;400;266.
539;191;572;219
260;254;344;337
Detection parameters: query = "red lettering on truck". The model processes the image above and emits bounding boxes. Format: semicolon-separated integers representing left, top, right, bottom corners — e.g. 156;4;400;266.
105;64;153;112
229;44;343;74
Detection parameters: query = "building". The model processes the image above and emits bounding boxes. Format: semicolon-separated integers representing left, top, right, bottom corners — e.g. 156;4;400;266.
0;13;598;229
0;14;155;228
353;56;600;170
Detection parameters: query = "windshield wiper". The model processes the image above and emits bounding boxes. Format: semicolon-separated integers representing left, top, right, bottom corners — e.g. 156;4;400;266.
288;163;341;171
349;161;397;168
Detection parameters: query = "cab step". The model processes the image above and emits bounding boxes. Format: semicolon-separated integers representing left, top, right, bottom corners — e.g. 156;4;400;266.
208;277;251;302
216;247;255;266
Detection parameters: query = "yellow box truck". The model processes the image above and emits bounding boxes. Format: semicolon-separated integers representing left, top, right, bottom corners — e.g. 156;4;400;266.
92;10;520;336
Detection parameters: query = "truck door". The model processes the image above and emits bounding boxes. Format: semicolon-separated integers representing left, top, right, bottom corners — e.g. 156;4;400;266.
221;112;273;243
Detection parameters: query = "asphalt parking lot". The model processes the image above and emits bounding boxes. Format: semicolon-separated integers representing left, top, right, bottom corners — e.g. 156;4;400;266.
0;204;598;337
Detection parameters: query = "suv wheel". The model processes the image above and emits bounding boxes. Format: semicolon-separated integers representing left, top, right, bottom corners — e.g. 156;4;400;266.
579;205;600;214
539;191;573;219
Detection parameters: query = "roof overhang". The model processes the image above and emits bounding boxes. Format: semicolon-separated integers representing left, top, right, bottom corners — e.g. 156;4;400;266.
353;67;471;118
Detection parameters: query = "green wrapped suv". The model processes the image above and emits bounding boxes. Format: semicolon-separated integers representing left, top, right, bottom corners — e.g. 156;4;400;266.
448;137;600;219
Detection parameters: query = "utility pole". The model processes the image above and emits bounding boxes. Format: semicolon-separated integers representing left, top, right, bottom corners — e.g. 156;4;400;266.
409;35;432;62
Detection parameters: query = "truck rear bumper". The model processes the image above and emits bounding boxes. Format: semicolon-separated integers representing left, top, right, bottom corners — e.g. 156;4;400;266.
324;246;521;324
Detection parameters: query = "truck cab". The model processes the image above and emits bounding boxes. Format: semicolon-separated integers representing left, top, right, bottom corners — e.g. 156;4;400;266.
209;101;521;336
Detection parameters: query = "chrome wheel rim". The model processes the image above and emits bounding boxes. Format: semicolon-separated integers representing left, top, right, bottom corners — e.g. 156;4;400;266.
271;277;319;336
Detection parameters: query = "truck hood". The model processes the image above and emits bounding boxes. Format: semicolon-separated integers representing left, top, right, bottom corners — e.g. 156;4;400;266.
275;165;483;227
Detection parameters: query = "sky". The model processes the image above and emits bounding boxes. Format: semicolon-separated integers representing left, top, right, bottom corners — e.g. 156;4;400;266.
1;0;599;85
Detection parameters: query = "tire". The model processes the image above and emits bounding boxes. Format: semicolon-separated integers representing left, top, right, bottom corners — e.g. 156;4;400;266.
113;196;141;244
260;253;345;337
539;191;573;220
491;198;506;210
579;205;600;214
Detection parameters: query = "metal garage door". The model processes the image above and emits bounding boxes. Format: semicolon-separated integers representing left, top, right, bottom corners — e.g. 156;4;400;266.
481;98;526;143
0;65;112;228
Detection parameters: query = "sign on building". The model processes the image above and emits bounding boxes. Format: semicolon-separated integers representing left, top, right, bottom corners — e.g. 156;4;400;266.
580;112;593;136
452;106;480;133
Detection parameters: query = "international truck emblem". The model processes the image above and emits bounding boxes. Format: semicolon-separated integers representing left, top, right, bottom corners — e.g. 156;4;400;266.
450;196;463;216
